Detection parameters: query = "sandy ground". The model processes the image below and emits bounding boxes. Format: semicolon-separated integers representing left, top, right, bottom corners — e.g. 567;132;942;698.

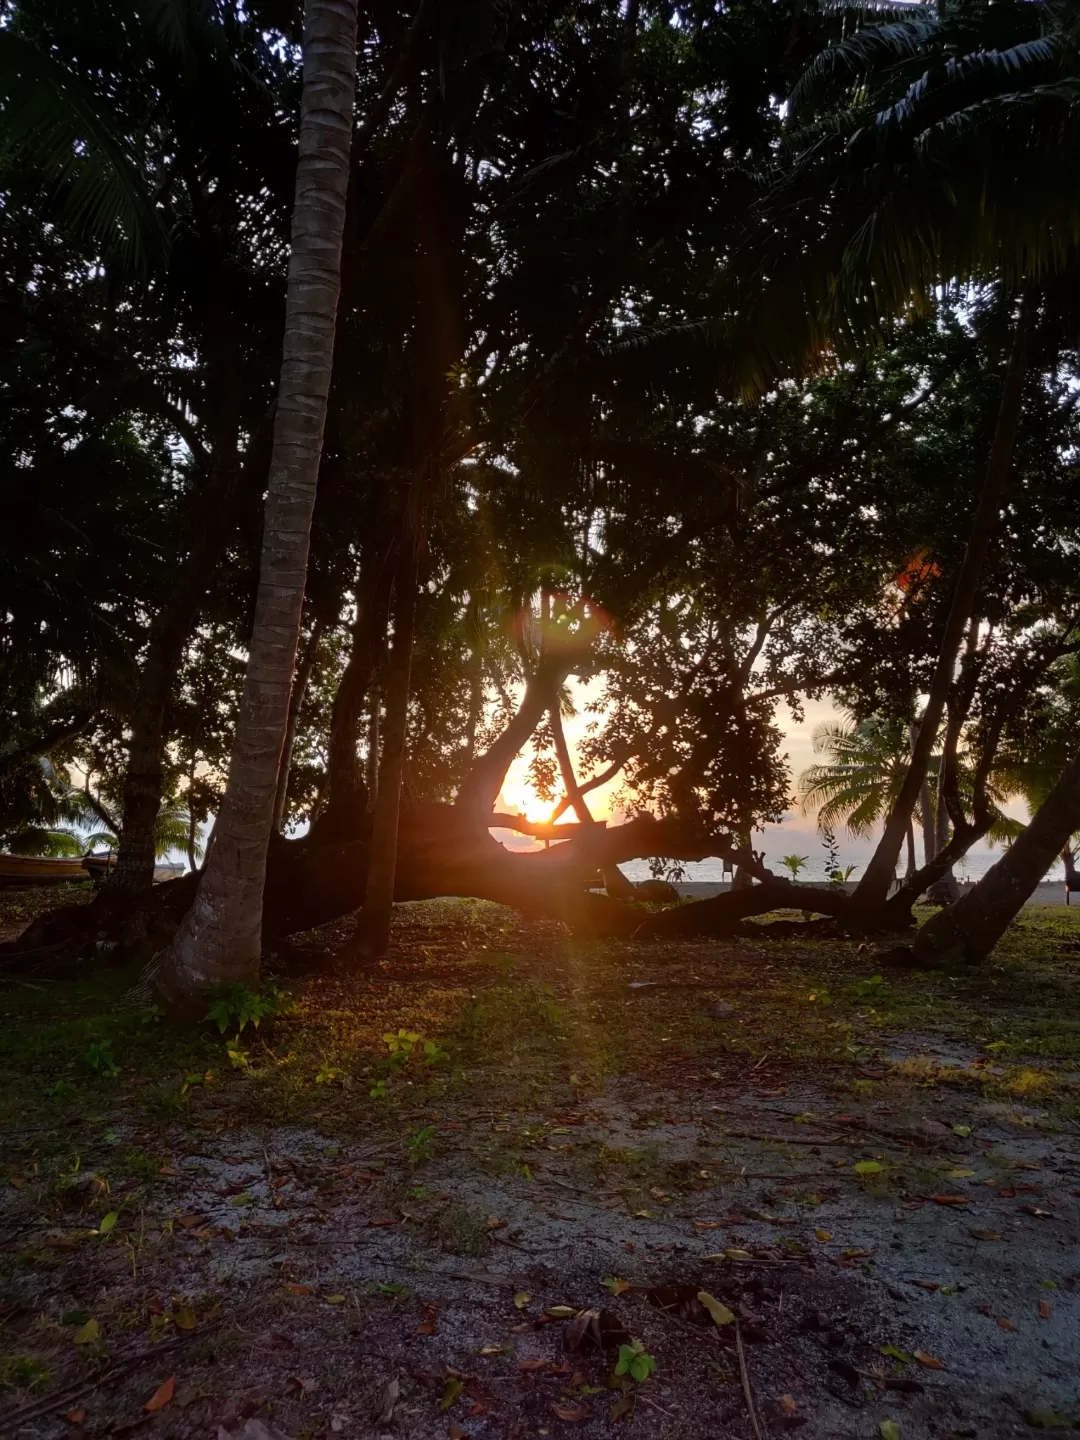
3;903;1080;1440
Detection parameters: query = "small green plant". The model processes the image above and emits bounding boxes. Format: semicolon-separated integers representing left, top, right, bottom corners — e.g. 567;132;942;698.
383;1029;421;1057
224;1040;250;1070
0;1355;53;1391
405;1124;436;1164
854;974;885;997
81;1038;119;1078
533;982;564;1027
421;1039;450;1067
206;981;286;1035
316;1061;346;1086
614;1340;656;1383
369;1077;388;1099
779;854;809;881
45;1078;78;1100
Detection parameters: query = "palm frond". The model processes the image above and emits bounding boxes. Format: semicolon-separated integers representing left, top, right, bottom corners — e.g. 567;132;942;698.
0;29;167;269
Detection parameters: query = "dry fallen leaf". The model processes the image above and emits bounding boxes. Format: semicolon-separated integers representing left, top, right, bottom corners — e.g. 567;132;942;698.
447;1425;469;1440
174;1305;197;1331
374;1376;400;1425
609;1392;635;1423
175;1213;205;1229
996;1316;1017;1332
929;1194;969;1206
1038;1300;1052;1321
815;1229;832;1242
697;1290;735;1326
913;1350;944;1370
417;1302;439;1336
777;1394;798;1417
551;1402;591;1423
144;1376;176;1413
284;1283;313;1296
513;1291;531;1309
65;1409;87;1425
73;1318;100;1344
439;1377;463;1412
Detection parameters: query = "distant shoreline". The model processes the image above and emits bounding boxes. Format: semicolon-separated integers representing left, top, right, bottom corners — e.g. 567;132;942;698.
672;879;1073;908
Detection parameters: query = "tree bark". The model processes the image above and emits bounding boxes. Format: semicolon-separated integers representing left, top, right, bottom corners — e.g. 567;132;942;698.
158;0;358;1003
913;752;1080;966
361;538;421;958
926;766;960;904
324;550;392;823
852;298;1031;915
272;616;324;833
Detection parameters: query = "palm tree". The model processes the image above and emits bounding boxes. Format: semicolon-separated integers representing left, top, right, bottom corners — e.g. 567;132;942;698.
158;0;359;1004
744;0;1080;914
799;713;924;878
0;27;167;270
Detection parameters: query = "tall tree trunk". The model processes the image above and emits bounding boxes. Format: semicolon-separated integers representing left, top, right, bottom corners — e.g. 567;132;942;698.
852;299;1030;915
365;691;380;804
361;539;420;958
158;0;358;1003
913;753;1080;966
272;617;324;833
108;283;257;896
912;725;936;867
324;551;392;822
926;768;960;905
904;819;916;881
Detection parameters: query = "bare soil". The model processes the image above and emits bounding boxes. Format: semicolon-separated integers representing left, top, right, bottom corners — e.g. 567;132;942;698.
1;891;1079;1439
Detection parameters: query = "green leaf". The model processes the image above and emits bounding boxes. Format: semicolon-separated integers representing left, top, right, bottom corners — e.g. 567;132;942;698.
854;1160;883;1176
97;1210;119;1234
952;1124;972;1138
880;1344;912;1364
879;1422;902;1440
231;1192;255;1207
73;1318;100;1344
696;1290;735;1326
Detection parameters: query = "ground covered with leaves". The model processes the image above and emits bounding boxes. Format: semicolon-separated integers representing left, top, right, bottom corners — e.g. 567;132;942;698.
2;887;1080;1439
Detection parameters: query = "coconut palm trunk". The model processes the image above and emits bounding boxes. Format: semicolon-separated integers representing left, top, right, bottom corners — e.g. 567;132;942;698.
913;753;1080;966
157;0;358;1003
852;297;1031;916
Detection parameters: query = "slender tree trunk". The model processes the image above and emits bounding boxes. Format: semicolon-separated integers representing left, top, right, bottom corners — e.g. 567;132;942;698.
361;540;420;958
852;299;1030;914
904;819;916;880
158;0;358;1003
455;656;576;827
927;769;960;904
912;724;936;867
272;617;324;833
107;289;259;896
365;692;380;804
324;552;392;819
913;753;1080;966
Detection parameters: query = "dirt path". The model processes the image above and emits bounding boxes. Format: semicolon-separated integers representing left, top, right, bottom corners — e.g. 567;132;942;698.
1;899;1079;1438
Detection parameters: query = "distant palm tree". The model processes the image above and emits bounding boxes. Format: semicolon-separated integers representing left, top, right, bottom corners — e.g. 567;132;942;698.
0;757;199;863
798;714;921;877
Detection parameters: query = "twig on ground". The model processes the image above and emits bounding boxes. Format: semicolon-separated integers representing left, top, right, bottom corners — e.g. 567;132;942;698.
0;1323;216;1430
736;1320;766;1440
